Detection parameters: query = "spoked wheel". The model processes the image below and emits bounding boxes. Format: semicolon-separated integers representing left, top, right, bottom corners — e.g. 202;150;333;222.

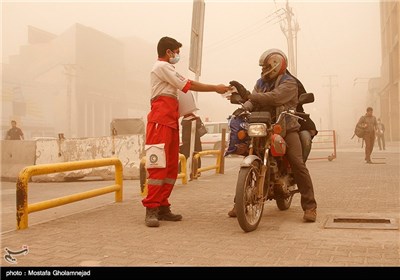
235;162;264;232
275;176;295;210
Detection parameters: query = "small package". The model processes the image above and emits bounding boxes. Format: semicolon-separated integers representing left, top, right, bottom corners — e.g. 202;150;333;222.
178;90;199;117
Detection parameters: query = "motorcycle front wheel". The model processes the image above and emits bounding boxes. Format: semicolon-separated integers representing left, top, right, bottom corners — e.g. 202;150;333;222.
276;194;294;210
275;175;295;210
235;163;264;232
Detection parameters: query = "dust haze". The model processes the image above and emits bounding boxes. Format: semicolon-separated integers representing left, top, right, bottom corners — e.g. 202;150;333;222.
1;0;382;144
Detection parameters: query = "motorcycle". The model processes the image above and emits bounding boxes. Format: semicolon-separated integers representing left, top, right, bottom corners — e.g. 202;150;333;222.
228;91;315;232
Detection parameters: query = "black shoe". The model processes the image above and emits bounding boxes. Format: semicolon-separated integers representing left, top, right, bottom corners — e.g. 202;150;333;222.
158;206;182;221
145;207;160;227
366;160;373;164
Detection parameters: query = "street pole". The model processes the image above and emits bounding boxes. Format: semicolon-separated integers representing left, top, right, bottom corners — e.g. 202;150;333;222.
188;0;205;172
280;0;299;76
63;64;76;137
322;75;338;130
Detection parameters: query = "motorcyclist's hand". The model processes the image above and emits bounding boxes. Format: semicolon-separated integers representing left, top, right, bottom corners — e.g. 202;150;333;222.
229;81;250;100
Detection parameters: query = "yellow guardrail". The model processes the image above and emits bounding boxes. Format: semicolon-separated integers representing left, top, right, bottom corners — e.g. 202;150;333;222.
16;158;123;230
191;150;223;179
191;128;226;180
140;153;187;197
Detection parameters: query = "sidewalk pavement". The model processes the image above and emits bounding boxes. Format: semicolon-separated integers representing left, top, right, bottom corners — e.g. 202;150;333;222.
1;143;399;267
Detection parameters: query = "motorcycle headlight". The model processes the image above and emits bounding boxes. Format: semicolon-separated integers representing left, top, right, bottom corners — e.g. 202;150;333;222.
247;123;267;137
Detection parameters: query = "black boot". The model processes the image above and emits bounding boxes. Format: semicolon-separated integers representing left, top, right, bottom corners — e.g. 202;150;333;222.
145;207;160;227
158;206;182;221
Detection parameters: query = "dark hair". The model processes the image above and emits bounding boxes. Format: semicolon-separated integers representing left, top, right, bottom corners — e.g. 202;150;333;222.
157;37;182;57
366;107;373;112
11;120;16;124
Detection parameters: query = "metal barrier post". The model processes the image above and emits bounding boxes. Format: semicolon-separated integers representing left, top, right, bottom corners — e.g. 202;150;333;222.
177;154;188;184
219;128;226;174
308;129;337;161
139;157;147;197
332;130;337;159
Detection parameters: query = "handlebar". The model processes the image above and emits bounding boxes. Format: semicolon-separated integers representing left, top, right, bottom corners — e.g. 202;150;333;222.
228;92;312;123
275;110;306;124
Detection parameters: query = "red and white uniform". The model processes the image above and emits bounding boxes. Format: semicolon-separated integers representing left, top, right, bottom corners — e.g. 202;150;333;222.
142;60;191;208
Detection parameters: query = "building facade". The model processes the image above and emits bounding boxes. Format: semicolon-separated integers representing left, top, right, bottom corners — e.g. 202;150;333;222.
2;24;153;139
379;1;399;141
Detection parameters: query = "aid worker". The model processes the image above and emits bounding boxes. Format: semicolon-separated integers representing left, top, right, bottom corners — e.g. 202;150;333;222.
143;36;231;227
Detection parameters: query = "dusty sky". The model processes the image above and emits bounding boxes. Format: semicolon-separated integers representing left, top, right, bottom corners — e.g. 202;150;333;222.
1;0;382;142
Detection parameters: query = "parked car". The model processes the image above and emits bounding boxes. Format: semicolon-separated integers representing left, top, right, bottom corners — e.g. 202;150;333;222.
201;121;230;151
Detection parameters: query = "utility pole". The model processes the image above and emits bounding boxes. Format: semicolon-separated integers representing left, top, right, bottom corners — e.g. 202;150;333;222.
280;0;299;75
322;75;338;130
187;0;205;175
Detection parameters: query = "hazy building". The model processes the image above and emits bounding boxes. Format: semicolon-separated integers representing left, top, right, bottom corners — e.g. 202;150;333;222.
2;23;152;139
379;1;399;141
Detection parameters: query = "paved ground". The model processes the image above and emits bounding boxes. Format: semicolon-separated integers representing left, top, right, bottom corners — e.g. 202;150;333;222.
1;143;399;269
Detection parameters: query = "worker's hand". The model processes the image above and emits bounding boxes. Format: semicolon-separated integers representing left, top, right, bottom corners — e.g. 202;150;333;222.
215;84;232;94
229;81;250;100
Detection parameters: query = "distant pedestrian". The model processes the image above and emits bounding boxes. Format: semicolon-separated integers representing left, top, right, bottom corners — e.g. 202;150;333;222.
376;118;386;150
6;120;24;140
357;107;377;163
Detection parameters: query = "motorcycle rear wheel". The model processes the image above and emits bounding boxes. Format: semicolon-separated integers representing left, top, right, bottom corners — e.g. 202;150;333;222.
235;163;264;232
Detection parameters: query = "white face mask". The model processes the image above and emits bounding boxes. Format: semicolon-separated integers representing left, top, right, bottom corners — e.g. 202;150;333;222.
169;52;180;64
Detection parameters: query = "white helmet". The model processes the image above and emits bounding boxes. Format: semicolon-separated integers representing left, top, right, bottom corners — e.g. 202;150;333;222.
259;49;288;81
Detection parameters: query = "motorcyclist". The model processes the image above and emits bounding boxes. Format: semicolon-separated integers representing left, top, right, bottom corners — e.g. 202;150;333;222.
228;48;317;222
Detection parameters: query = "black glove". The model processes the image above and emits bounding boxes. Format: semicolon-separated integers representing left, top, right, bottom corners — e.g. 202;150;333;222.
229;80;250;101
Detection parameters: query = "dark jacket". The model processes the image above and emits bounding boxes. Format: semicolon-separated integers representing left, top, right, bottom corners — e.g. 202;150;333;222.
357;115;377;135
286;70;318;137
